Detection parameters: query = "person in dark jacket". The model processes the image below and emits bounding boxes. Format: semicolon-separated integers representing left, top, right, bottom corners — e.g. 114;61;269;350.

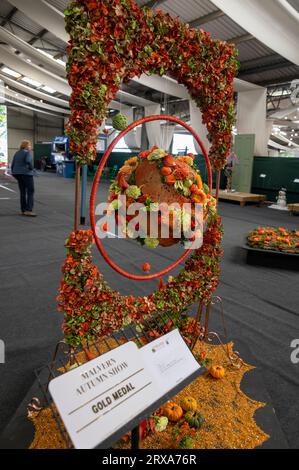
11;140;36;217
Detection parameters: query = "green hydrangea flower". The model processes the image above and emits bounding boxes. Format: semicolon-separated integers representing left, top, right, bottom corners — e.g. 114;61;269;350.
109;199;122;211
109;180;121;194
148;148;167;160
125;185;141;199
154;416;168;432
184;179;193;188
144;237;159;249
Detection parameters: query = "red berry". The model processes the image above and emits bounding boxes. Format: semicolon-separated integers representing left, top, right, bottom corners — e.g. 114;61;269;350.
142;262;151;272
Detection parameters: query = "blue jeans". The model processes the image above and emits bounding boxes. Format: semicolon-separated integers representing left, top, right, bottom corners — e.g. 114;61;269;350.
14;175;35;212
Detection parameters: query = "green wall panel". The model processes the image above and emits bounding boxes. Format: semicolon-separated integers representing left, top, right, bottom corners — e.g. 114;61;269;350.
34;143;51;165
252;156;299;203
232;134;255;193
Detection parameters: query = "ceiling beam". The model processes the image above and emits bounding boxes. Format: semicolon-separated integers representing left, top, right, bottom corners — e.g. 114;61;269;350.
0;26;66;76
0;7;17;27
190;10;225;28
4;87;69;114
4;96;63;117
28;28;48;46
0;15;65;53
209;0;299;65
0;73;69;107
8;0;68;43
229;33;254;45
0;45;70;95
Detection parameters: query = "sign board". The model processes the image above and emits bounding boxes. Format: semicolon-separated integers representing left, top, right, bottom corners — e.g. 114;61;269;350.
49;329;201;449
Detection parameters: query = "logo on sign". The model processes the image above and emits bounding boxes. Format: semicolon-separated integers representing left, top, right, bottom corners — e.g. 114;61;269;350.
291;339;299;364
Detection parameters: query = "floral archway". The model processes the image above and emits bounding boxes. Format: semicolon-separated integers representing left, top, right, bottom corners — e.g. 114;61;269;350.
58;0;239;347
65;0;238;170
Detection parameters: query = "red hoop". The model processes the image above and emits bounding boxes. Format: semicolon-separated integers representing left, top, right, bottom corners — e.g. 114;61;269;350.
90;115;212;281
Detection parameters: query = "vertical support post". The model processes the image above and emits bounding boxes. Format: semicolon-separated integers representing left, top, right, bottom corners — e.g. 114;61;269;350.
33;111;38;146
74;164;81;231
80;165;88;226
131;426;140;449
215;170;220;204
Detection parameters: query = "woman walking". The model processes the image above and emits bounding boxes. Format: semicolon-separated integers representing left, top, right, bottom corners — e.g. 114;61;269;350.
11;140;36;217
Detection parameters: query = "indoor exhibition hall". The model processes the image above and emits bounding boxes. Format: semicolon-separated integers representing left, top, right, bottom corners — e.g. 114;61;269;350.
0;0;298;457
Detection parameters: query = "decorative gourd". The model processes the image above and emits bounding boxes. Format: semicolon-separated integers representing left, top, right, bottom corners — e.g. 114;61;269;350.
209;365;225;379
162;402;183;422
112;113;128;131
179;436;194;449
180;396;197;412
185;410;205;429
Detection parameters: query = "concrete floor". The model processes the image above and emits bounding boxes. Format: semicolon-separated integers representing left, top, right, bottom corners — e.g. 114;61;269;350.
0;171;298;447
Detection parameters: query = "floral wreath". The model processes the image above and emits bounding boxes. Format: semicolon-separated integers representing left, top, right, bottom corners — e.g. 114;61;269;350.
106;147;216;250
58;215;223;347
58;0;238;346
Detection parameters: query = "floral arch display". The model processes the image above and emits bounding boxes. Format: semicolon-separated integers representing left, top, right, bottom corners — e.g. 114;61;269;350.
58;0;239;347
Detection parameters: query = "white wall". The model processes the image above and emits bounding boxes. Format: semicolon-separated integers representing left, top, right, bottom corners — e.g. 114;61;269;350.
7;107;64;162
237;89;268;156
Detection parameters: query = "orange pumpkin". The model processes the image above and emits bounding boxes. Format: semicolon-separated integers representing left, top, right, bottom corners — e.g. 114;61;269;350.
209;365;225;379
180;396;197;412
162;402;183;422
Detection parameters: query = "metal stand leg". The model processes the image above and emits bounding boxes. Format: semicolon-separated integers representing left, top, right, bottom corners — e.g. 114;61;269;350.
131;426;140;449
80;165;88;226
74;164;81;231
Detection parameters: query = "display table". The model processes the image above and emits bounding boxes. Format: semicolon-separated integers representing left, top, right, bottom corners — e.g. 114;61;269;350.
244;245;299;270
213;190;266;206
288;203;299;215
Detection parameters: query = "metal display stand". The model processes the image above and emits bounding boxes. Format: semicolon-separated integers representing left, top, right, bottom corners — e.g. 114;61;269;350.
34;311;205;450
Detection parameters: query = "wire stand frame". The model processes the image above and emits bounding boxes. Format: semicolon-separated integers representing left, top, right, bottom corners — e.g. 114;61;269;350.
190;296;244;369
32;310;204;450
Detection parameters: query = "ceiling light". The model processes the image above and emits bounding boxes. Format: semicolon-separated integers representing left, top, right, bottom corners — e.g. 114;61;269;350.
41;85;56;94
284;116;288;120
26;58;32;63
2;66;21;78
21;76;42;87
